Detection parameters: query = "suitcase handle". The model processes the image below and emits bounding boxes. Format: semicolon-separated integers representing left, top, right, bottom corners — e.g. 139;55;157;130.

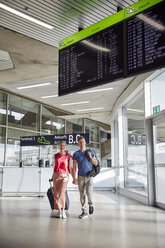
49;180;54;194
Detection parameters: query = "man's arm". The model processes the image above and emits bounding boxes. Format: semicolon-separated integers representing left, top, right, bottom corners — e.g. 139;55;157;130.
90;156;98;166
72;160;78;184
87;151;98;166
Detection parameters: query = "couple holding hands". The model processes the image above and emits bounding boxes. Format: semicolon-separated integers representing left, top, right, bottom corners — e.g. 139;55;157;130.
49;136;98;219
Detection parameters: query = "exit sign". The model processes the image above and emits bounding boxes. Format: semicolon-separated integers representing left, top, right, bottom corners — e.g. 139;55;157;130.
153;105;160;114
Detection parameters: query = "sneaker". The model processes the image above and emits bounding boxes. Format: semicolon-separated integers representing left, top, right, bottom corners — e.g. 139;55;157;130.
58;210;62;218
89;206;94;215
51;210;59;217
79;212;88;219
62;210;67;219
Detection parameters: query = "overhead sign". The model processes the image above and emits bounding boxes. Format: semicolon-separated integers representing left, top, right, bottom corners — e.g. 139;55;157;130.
59;0;163;49
20;133;90;146
59;0;165;96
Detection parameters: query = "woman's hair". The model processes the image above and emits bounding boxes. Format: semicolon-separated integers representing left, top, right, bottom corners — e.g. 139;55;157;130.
58;140;66;146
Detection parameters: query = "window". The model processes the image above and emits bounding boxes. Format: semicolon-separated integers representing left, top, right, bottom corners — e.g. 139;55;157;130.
0;92;7;125
85;119;99;142
0;126;5;166
21;130;40;167
42;106;65;134
123;90;147;194
66;119;82;134
6;128;21;166
8;95;39;131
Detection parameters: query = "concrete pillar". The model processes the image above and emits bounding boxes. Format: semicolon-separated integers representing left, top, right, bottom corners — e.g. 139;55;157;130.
145;118;156;206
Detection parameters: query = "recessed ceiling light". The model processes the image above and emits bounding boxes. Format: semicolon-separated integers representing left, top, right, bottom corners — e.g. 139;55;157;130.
17;82;52;90
0;3;54;29
61;101;90;106
77;107;104;112
78;87;113;94
41;95;58;99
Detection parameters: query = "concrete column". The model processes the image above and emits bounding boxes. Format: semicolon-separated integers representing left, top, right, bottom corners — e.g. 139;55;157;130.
145;118;156;206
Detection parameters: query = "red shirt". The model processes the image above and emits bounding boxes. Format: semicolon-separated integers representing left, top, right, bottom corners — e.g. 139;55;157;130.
54;152;72;174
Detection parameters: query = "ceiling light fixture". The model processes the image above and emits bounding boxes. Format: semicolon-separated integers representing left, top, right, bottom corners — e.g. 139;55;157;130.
61;101;90;106
127;108;144;113
77;107;104;112
78;87;113;94
0;3;54;29
41;95;58;99
17;82;52;90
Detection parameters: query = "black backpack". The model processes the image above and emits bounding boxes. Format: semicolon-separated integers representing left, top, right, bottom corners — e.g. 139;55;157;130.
85;149;101;177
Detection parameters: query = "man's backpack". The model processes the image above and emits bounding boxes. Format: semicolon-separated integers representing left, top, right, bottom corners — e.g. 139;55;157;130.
85;149;101;177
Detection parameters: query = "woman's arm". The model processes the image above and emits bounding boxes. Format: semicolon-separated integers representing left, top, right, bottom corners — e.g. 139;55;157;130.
49;154;56;181
49;175;53;182
72;160;78;184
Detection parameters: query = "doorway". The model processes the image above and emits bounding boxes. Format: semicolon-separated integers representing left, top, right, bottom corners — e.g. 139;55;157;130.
153;115;165;209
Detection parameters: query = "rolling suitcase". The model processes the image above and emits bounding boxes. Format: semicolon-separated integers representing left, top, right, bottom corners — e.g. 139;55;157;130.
47;181;69;210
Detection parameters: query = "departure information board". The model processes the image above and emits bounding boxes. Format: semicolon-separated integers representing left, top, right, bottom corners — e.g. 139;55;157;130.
127;2;165;76
59;22;124;96
59;0;165;96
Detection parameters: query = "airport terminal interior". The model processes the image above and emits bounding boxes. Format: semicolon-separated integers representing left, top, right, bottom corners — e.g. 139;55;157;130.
0;0;165;247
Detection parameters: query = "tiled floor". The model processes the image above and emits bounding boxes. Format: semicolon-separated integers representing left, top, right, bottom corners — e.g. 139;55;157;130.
0;191;165;248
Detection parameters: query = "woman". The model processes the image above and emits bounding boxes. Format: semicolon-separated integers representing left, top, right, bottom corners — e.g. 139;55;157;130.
50;141;72;219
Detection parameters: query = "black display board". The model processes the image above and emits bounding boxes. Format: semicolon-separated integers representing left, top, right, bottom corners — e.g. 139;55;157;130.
59;1;165;96
126;2;165;76
59;22;124;96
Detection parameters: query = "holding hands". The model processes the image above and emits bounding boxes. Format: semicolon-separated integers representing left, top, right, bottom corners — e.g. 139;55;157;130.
72;178;78;185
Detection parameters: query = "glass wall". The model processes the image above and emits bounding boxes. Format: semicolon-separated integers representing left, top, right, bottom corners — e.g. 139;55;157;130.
8;95;40;131
66;119;83;134
123;90;147;195
42;106;65;134
21;130;40;167
85;119;99;142
40;145;58;168
0;91;101;168
0;92;7;125
153;119;165;205
6;128;20;166
85;120;100;161
0;127;5;166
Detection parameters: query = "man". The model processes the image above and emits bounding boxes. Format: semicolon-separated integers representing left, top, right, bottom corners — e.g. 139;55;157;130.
72;136;98;219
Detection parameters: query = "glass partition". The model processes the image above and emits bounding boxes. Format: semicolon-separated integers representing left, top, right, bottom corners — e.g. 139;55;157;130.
0;91;102;169
0;92;7;125
40;145;58;168
22;146;39;166
153;119;165;205
66;119;82;134
21;130;40;167
8;95;40;131
0;126;5;166
85;119;100;142
42;106;65;134
6;128;21;166
123;90;147;195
